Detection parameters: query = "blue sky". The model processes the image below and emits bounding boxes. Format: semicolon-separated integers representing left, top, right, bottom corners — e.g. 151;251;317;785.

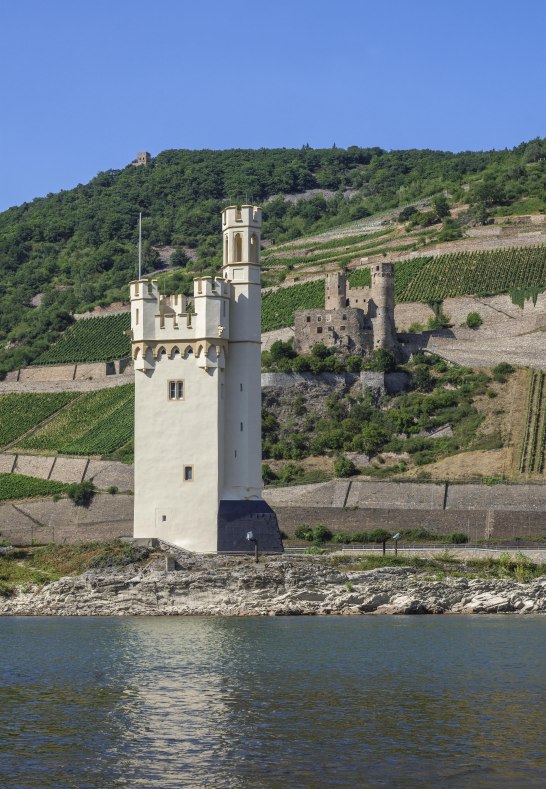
0;0;544;211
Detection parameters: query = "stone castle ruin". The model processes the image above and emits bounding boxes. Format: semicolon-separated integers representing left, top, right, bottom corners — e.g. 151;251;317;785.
294;261;399;357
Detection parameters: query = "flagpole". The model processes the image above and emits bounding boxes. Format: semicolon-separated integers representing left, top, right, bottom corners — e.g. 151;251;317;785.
138;212;142;279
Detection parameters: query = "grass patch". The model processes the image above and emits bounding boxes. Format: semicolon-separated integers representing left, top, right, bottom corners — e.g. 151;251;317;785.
0;541;151;597
328;552;545;581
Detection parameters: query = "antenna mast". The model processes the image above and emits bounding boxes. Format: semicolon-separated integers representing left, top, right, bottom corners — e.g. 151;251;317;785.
138;212;142;279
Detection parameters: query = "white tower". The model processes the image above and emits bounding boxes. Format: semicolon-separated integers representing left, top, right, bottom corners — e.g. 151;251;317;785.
130;206;282;554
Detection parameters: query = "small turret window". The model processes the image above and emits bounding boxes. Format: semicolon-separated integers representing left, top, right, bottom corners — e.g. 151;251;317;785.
183;465;193;481
234;234;243;262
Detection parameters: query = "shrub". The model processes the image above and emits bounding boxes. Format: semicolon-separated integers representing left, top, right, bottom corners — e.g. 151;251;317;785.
446;532;469;544
368;528;392;543
493;363;514;376
465;312;483;329
398;205;418;222
262;463;278;484
294;525;313;540
107;486;118;495
334;455;357;478
367;349;396;373
67;480;96;508
312;524;333;544
332;533;351;544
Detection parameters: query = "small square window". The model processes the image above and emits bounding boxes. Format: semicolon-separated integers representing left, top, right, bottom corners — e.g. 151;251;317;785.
162;515;167;522
317;316;322;322
317;327;323;334
183;465;193;481
168;380;184;400
306;316;311;322
342;314;347;320
340;325;346;331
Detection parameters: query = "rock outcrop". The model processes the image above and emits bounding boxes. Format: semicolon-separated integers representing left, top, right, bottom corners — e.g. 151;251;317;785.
1;557;544;616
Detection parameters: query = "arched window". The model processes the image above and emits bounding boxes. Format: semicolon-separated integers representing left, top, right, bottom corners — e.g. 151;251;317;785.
234;233;242;262
250;234;258;263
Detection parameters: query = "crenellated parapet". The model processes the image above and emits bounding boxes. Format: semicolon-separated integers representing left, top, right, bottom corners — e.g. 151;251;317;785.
130;273;232;369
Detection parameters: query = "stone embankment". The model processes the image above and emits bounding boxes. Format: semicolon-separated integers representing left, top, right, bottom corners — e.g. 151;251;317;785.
1;557;544;616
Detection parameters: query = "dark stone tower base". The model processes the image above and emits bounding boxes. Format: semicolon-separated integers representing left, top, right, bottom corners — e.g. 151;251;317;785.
217;500;284;553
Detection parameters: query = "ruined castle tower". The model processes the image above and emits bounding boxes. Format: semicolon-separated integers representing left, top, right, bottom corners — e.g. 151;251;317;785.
325;271;347;310
130;206;282;554
369;261;398;350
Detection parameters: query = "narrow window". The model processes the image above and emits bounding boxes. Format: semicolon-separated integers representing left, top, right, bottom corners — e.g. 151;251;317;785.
135;308;139;325
223;300;226;316
169;381;176;400
162;515;167;522
234;450;237;458
177;381;184;400
240;383;243;392
184;465;193;481
342;314;347;320
306;315;311;322
240;422;243;431
235;233;243;262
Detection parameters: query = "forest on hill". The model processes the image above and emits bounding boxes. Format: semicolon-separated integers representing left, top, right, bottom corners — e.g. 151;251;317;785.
0;139;545;374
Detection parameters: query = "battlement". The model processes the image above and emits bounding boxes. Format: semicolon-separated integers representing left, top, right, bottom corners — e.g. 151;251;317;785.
193;276;231;298
130;279;158;300
222;204;262;229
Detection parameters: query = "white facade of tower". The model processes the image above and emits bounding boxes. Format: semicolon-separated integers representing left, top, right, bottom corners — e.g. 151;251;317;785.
131;206;280;553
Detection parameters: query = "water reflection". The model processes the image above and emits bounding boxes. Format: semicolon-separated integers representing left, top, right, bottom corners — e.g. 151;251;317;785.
0;616;544;788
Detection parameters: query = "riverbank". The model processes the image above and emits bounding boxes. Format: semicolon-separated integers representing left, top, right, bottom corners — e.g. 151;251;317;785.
1;547;545;616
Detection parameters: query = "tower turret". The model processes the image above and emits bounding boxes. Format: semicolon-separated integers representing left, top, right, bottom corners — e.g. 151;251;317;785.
370;261;398;351
325;271;347;310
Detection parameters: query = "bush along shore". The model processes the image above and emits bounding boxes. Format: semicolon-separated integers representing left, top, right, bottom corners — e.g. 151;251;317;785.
0;543;545;616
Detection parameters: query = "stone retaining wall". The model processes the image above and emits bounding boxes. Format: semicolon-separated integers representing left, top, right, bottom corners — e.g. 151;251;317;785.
274;506;545;540
0;494;133;546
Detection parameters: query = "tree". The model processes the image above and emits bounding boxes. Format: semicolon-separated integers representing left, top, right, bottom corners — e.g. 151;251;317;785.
334;455;357;477
432;194;450;220
367;349;396;373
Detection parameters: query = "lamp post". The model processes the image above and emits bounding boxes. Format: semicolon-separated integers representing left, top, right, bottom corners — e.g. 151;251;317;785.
246;530;259;563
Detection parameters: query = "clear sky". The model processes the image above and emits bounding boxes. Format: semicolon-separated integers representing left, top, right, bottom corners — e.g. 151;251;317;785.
1;0;544;211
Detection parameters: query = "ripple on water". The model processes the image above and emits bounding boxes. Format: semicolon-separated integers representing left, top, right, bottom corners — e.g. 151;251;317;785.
0;616;545;788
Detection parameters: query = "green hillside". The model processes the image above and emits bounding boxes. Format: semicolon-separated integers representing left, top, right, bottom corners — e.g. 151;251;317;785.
15;385;133;457
0;392;77;448
33;313;130;365
1;140;545;373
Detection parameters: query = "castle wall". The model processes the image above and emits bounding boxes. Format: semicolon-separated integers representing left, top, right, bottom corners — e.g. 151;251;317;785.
294;308;373;354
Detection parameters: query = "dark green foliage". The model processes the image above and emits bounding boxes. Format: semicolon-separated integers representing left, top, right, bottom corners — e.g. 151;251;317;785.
398;205;418;222
493;363;515;376
34;313;131;365
67;480;96;508
294;524;332;543
465;311;483;328
446;532;469;544
366;349;396;372
333;456;357;477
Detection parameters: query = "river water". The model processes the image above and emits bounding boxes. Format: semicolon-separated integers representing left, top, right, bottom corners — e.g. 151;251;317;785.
0;616;544;788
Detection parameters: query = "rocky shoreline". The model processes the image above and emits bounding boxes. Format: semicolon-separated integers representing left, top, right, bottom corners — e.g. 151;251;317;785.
1;555;545;616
